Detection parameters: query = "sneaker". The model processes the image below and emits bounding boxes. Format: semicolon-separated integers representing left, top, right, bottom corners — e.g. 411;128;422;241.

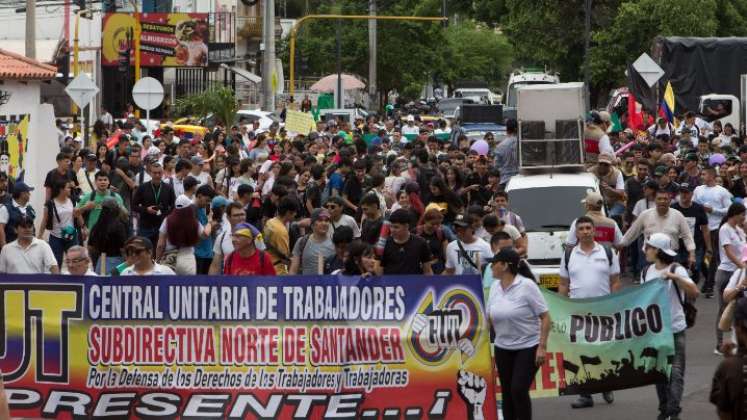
702;289;714;298
714;347;723;356
571;396;594;409
602;391;614;404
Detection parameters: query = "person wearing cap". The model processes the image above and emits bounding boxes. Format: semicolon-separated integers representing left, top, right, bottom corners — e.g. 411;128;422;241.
401;115;419;136
289;209;336;275
156;194;209;275
584;110;614;163
379;208;433;275
641;233;698;420
559;215;620;408
223;222;275;276
0;181;36;248
710;295;747;418
0;215;58;274
654;165;680;197
263;196;299;275
77;153;100;196
694;166;734;297
487;247;550;420
678;152;702;188
120;236;175;276
672;182;712;284
566;190;622;249
443;213;493;276
589;152;626;221
132;162;176;247
188;155;213;188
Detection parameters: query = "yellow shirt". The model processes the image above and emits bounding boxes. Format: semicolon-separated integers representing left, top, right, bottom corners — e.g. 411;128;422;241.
263;217;290;275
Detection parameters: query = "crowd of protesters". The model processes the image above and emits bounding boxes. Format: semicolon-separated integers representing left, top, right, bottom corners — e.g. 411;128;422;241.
7;105;747;418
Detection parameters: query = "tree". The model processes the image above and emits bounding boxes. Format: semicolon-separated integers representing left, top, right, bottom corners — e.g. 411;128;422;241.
441;21;513;91
173;85;238;126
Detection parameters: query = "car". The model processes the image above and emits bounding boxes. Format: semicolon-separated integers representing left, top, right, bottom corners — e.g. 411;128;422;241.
235;109;280;130
437;98;475;120
505;171;601;290
461;122;506;143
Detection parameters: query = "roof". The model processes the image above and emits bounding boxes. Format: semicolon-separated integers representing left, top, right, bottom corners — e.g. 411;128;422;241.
506;172;598;191
0;49;56;80
0;40;60;63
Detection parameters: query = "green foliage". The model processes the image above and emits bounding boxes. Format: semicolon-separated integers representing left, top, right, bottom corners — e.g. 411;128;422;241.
442;21;513;90
173;85;238;126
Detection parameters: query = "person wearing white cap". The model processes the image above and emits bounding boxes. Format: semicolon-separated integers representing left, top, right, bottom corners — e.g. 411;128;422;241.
155;194;210;275
589;152;626;220
566;190;623;248
401;115;419;136
641;232;698;420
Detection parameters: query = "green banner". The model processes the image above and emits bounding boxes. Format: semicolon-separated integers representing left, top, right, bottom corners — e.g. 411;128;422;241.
536;280;674;396
495;280;676;399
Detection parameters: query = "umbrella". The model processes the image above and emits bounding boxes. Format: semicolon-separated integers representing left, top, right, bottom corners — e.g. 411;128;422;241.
310;74;365;92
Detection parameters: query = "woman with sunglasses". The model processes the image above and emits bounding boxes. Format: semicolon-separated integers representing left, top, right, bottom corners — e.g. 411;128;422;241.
488;247;550;420
121;237;175;276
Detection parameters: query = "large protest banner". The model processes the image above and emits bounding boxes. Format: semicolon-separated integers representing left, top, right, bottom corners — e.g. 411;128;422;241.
0;274;497;419
496;279;675;398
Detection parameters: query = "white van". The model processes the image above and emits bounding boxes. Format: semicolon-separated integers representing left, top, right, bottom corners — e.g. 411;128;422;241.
505;171;600;289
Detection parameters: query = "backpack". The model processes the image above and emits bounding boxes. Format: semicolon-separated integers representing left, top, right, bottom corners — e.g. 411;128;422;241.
642;263;698;329
294;234;312;269
223;250;267;275
564;244;613;273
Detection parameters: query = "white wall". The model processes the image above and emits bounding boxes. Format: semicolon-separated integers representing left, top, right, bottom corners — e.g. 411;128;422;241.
0;81;41;122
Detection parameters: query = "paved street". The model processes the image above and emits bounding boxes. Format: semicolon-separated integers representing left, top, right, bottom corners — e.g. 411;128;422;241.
534;278;720;419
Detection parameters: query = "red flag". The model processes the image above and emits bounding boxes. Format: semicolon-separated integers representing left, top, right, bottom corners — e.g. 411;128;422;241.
627;93;643;131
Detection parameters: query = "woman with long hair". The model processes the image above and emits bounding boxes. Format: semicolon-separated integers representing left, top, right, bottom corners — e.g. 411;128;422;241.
88;198;129;273
341;241;379;276
92;120;108;147
429;177;463;225
37;180;76;266
488;247;550;420
715;202;747;353
156;195;209;275
217;156;241;198
96;143;108;168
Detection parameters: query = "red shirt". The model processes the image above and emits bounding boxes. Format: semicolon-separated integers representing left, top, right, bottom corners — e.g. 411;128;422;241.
224;250;276;276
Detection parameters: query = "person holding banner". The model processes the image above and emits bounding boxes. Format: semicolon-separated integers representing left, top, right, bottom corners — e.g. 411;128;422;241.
488;247;550;420
641;233;699;420
559;215;620;409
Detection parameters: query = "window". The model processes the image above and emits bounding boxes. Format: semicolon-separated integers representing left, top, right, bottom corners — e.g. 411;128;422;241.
701;99;732;122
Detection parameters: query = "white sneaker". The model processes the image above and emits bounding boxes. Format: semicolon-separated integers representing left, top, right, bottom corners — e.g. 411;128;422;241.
714;347;723;356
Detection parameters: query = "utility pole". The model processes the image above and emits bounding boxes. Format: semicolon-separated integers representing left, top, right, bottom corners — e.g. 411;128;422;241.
583;0;591;111
25;0;35;59
336;20;342;109
262;0;276;111
368;0;377;111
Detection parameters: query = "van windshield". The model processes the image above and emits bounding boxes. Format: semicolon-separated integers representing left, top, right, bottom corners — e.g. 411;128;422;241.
508;185;590;232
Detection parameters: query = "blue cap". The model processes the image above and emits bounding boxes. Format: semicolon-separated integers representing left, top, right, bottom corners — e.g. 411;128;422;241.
211;195;229;209
13;181;34;193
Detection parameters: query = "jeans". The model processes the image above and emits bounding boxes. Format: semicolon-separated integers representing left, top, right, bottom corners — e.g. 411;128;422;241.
48;235;73;268
656;331;686;417
495;345;538;420
196;257;212;275
677;246;705;285
703;229;720;292
716;269;734;348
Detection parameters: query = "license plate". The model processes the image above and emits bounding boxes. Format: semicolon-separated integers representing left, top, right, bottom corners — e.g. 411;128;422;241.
539;274;560;289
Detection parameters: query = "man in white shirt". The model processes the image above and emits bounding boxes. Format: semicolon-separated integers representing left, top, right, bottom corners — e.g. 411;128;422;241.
559;215;620;409
77;154;99;196
324;197;361;240
120;236;175;276
0;216;58;274
401;115;420;136
63;245;97;276
694;166;733;297
444;214;493;275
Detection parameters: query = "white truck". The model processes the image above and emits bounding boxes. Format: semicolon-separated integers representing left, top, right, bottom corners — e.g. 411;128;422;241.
503;68;560;121
505;81;599;289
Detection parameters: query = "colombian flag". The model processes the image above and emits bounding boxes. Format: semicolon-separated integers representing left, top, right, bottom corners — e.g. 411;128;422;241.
659;81;675;123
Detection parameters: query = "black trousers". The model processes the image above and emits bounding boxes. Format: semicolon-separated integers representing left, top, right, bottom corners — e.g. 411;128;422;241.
704;229;720;292
196;257;213;275
495;345;539;420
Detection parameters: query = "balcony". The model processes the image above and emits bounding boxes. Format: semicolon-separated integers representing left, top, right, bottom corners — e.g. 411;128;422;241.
238;17;262;40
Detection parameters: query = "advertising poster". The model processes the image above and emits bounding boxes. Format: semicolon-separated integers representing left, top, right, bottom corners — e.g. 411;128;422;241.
102;13;209;67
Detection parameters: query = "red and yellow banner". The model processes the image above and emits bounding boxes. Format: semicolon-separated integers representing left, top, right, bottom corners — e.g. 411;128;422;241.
1;275;497;419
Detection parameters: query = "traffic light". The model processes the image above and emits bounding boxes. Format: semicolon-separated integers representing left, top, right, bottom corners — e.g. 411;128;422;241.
55;50;70;84
75;0;85;10
118;49;130;73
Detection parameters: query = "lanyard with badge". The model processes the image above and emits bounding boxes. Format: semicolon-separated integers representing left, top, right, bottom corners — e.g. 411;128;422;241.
152;183;162;216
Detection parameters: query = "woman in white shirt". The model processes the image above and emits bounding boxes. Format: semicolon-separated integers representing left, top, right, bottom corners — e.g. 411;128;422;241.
641;233;698;420
38;180;76;267
716;203;747;351
487;248;550;420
